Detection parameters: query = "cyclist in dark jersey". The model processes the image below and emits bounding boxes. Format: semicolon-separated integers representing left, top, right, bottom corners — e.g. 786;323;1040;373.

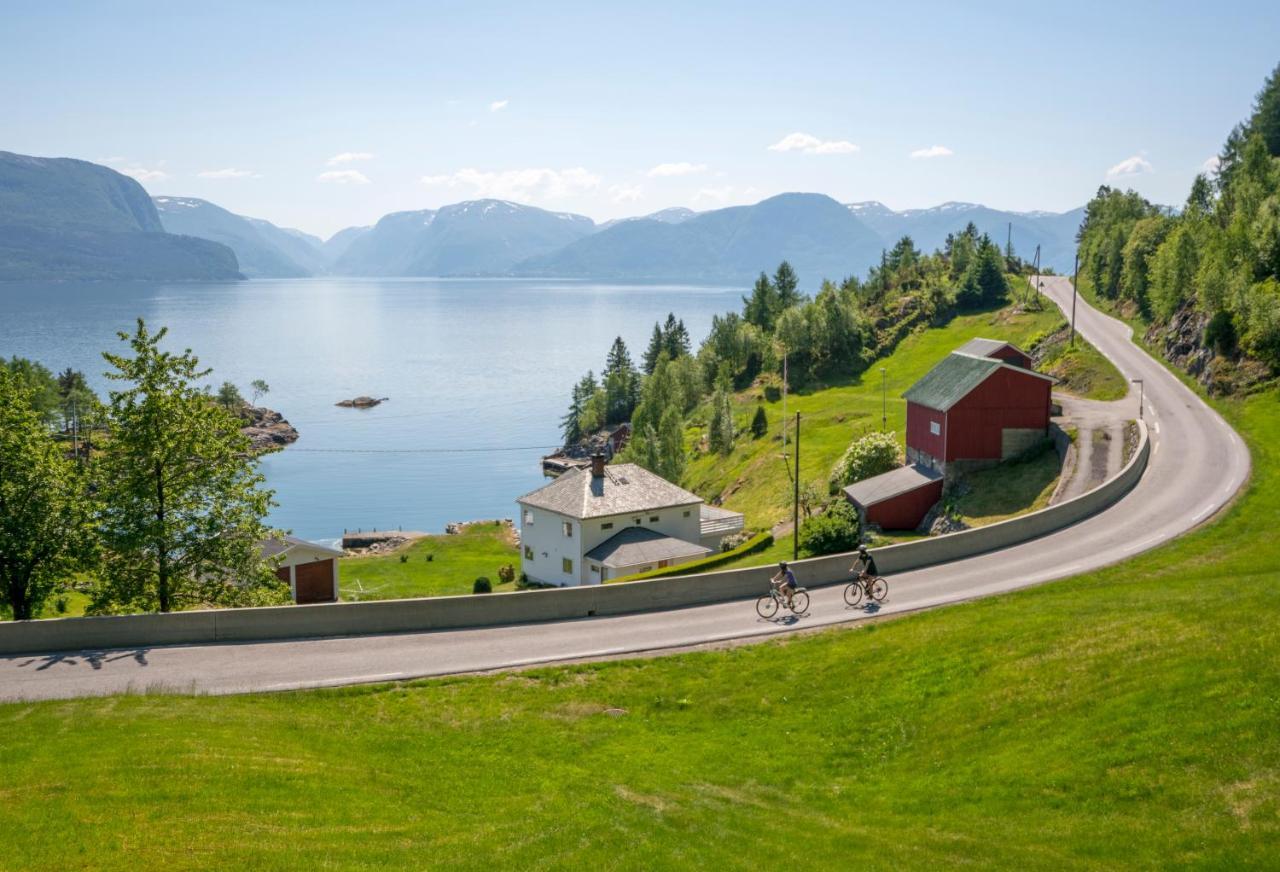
850;544;879;580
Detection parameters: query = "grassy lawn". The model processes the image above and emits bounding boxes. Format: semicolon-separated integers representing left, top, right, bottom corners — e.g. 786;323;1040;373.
952;441;1063;526
0;390;1275;868
339;522;519;600
1037;329;1129;401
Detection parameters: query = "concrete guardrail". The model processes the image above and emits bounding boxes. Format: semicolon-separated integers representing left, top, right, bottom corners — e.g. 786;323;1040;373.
0;422;1150;656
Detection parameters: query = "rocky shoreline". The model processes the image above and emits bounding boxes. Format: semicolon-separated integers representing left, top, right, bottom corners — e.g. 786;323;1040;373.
240;405;300;452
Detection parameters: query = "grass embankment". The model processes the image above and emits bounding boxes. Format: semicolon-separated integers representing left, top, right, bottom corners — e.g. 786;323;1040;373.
0;388;1274;868
339;522;518;600
952;441;1062;526
1036;329;1129;401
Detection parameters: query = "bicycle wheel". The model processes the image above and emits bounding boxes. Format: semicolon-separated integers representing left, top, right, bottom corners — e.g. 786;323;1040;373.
843;581;864;607
870;577;888;602
790;589;810;613
756;595;779;619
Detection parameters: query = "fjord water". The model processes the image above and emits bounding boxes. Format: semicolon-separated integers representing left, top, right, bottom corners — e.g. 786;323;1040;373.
0;278;738;539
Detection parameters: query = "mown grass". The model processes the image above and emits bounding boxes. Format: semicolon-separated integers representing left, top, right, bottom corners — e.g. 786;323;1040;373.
952;441;1063;526
0;385;1273;868
339;522;519;600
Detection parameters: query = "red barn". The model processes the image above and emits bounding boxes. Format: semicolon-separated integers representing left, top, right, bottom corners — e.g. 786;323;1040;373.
954;337;1033;370
904;350;1054;473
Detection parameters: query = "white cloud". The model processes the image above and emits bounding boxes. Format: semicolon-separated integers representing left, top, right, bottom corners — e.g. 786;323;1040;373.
1106;155;1153;178
317;170;370;184
419;167;600;201
326;152;374;166
1202;155;1222;176
490;99;509;112
117;166;169;182
910;145;953;159
609;184;644;203
767;132;859;155
647;161;707;177
198;168;260;179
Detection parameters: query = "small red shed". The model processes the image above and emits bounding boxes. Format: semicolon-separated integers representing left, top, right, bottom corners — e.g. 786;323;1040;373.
843;464;944;530
904;350;1054;473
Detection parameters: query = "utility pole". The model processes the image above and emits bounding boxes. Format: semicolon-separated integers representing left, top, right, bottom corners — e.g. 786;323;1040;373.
781;353;788;449
1006;221;1012;268
880;367;887;432
1070;251;1080;347
793;411;801;561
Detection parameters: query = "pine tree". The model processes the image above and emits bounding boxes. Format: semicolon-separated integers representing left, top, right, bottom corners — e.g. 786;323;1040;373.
743;272;778;330
603;337;639;424
641;324;664;375
561;371;597;445
774;261;801;311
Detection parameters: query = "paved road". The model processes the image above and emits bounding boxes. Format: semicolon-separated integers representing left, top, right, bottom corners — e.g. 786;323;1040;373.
0;277;1251;702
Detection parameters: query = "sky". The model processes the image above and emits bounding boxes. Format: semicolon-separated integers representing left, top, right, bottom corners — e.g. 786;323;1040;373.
3;1;1279;239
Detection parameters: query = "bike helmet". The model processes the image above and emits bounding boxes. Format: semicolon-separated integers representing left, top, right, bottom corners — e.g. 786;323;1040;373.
778;561;788;570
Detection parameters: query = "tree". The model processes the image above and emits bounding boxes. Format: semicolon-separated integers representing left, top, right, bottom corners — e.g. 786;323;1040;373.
956;239;1009;310
561;371;598;445
829;431;901;492
642;323;665;375
603;337;639;424
94;320;282;614
663;313;691;360
799;499;861;557
750;403;768;438
0;371;94;620
216;380;244;411
250;379;270;405
743;272;779;331
774;261;801;311
2;357;61;427
1120;215;1172;312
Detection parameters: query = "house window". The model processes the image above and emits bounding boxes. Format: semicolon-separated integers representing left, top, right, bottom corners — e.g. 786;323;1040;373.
562;557;573;574
649;515;659;523
683;510;691;518
633;517;641;525
601;522;613;531
523;509;533;525
930;421;941;436
523;545;533;560
562;521;573;537
591;564;600;574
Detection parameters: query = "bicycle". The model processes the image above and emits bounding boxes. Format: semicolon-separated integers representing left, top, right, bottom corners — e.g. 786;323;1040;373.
756;584;809;619
843;573;888;607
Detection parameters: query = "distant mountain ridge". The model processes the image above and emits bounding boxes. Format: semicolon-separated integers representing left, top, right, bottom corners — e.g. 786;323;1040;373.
154;197;324;278
0;151;241;281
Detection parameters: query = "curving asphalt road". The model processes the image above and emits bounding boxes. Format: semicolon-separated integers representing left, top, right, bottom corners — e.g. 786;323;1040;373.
0;277;1251;701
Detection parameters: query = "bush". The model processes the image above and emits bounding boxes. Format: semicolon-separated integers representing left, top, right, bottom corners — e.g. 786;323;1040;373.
799;500;861;557
472;577;492;594
399;554;408;563
497;564;516;585
829;430;901;493
1204;309;1238;356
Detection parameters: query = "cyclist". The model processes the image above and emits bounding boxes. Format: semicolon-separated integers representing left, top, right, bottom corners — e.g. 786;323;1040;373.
850;544;879;582
770;561;798;608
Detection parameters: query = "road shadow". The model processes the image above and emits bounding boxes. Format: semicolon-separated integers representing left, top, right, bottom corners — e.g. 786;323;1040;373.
846;601;882;615
15;647;151;671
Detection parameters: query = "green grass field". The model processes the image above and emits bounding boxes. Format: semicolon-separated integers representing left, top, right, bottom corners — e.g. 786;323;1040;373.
0;380;1274;868
339;523;519;600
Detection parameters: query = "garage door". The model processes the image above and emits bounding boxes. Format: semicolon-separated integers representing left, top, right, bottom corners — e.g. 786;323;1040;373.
294;559;336;604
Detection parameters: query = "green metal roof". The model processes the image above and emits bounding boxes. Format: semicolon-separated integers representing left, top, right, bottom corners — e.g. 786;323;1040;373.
902;352;1002;411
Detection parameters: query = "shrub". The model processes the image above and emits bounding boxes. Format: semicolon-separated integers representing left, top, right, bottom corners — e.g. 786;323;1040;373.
750;404;768;438
497;564;516;585
829;430;901;493
473;577;492;594
799;500;861;557
399;554;408;563
1204;309;1238;356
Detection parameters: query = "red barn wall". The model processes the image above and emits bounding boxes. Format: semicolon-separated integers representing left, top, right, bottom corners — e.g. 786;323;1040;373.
945;369;1051;461
987;345;1032;369
906;402;947;460
865;479;944;530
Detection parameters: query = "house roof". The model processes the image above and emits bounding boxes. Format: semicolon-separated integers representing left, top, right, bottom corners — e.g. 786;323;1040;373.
584;527;712;568
843;464;943;509
903;352;1055;412
518;462;705;520
955;337;1030;360
259;534;345;559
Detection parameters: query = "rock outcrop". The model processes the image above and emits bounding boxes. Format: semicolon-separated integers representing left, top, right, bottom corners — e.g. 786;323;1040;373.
240;405;299;452
336;396;386;408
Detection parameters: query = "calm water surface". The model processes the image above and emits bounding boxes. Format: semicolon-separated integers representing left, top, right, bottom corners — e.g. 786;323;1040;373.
0;278;741;539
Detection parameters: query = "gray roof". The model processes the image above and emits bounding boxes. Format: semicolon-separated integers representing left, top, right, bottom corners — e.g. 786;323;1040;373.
700;504;744;522
955;337;1029;360
584;527;712;568
903;352;1054;412
259;534;344;559
843;464;943;508
518;463;704;520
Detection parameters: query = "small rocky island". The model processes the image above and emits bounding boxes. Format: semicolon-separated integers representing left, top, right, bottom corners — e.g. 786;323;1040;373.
336;395;388;409
239;405;300;452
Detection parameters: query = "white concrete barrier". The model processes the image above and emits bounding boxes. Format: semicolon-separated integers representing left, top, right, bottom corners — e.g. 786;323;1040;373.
0;423;1150;657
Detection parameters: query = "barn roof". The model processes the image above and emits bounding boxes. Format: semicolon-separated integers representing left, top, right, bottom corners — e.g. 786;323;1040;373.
903;352;1054;412
518;462;703;519
955;337;1029;360
584;527;711;568
259;534;344;559
843;464;943;509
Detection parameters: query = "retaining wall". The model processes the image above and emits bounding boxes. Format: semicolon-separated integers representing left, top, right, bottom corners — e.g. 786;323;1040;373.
0;422;1150;657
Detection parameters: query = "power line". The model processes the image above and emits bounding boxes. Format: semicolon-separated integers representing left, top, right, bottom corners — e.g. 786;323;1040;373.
283;445;560;455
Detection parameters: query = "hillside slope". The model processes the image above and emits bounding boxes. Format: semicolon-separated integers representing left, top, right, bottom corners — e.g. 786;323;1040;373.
154;197;321;277
0;151;241;281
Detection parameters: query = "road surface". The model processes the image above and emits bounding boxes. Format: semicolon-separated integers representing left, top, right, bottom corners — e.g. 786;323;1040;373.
0;277;1251;701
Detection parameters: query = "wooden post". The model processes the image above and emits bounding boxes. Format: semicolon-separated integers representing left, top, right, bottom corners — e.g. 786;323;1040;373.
1070;251;1080;347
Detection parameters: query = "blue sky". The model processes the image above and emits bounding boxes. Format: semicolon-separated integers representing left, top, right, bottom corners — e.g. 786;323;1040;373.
4;1;1279;238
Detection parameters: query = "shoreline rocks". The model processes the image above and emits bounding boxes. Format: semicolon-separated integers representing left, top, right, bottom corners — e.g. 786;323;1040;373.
240;405;299;452
336;396;388;408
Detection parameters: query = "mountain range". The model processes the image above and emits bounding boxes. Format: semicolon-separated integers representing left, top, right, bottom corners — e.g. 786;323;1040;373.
0;150;1088;284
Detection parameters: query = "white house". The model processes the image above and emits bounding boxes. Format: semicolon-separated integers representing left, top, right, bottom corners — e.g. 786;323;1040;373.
517;455;744;586
260;534;344;604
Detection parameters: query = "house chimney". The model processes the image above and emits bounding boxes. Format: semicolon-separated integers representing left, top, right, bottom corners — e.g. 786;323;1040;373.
591;453;606;478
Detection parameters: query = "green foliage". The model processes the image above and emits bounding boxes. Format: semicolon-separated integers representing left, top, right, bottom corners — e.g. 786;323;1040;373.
956;237;1009;310
798;498;861;557
0;370;95;620
561;371;598;445
216;380;244;410
750;403;768;438
641;314;692;375
472;577;492;594
829;430;901;493
93;319;282;614
603;337;639;425
2;356;61;427
249;379;269;404
1204;309;1238;356
742;271;781;331
497;564;516;586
